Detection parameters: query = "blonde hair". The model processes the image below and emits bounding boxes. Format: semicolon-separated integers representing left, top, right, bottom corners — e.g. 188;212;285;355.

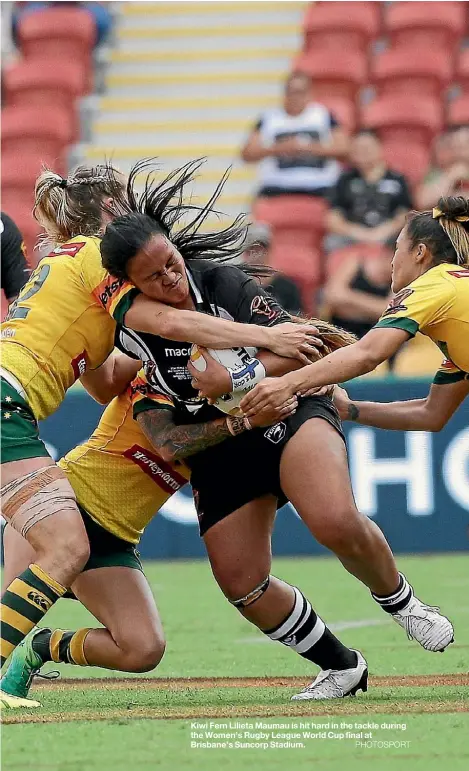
291;316;357;353
407;196;469;268
33;164;125;247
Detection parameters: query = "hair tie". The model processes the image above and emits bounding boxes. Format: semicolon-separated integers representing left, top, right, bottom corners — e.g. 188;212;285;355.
432;207;469;223
59;178;68;189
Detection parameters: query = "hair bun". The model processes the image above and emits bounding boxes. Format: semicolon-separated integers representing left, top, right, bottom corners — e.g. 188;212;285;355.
436;196;469;220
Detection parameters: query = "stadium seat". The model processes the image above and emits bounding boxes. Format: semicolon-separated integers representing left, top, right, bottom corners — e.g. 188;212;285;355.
17;7;96;89
1;154;49;210
371;46;453;99
268;236;323;315
362;96;443;146
302;2;380;53
448;95;469;127
456;48;469;93
4;59;86;140
316;96;357;133
253;196;328;240
294;49;367;101
383;141;430;189
4;58;87;107
385;2;465;51
1;105;72;168
325;243;384;279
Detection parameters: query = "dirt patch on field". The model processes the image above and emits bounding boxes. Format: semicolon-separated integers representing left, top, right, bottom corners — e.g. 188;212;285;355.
33;673;469;690
3;700;469;725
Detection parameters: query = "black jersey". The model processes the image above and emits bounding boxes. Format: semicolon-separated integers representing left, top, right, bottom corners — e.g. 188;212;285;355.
115;260;290;423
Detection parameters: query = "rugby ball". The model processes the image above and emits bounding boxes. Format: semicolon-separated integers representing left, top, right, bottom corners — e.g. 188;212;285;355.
190;344;258;416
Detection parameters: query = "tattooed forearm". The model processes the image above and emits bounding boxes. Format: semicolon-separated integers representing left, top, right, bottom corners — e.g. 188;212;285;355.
137;409;234;461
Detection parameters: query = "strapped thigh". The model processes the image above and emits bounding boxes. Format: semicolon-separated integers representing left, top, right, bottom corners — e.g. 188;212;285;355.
1;466;78;537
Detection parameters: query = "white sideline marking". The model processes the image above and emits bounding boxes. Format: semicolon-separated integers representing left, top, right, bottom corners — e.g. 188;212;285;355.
237;618;389;644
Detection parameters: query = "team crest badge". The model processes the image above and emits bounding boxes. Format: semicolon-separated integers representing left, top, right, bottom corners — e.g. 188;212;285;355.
382;288;414;317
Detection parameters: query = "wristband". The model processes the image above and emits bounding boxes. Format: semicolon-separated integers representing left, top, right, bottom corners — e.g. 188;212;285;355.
226;416;247;436
228;357;266;393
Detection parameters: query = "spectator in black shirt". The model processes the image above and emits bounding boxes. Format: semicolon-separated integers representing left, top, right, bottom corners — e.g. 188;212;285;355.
326;130;412;252
323;240;392;342
1;212;29;303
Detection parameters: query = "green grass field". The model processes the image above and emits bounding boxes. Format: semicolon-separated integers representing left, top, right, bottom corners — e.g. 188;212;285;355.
2;554;469;770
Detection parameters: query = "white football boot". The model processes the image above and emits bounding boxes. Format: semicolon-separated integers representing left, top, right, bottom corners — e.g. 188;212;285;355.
391;596;454;652
291;650;368;701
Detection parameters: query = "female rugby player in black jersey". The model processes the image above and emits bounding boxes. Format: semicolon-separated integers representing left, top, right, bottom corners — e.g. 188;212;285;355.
100;160;453;701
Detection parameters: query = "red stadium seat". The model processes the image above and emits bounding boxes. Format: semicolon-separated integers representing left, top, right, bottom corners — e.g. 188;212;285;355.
268;237;323;315
1;154;49;210
326;243;385;279
456;48;469;93
303;1;380;53
371;46;453;99
362;96;443;146
448;95;469;127
316;96;357;133
17;7;96;88
2;105;72;168
383;141;430;189
4;58;87;107
294;49;367;101
386;2;465;51
4;59;86;140
253;196;328;239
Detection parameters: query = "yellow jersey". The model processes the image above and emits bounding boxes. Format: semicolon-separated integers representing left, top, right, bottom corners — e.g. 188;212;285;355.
59;372;191;543
375;263;469;384
1;236;137;421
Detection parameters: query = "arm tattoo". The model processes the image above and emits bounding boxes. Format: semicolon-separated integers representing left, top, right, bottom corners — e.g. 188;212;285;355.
137;409;233;460
348;403;360;422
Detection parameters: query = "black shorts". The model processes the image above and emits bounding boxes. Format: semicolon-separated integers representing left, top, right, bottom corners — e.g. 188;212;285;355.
189;395;344;537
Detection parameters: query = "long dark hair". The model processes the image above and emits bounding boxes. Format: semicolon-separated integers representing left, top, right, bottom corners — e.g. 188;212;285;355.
100;157;252;279
406;196;469;267
100;157;356;352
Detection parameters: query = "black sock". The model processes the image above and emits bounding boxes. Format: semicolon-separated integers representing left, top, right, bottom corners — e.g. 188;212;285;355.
371;572;413;614
263;587;358;671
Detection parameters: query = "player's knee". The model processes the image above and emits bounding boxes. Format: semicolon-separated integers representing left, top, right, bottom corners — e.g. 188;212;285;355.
120;632;166;673
37;532;90;578
213;564;269;602
314;509;364;554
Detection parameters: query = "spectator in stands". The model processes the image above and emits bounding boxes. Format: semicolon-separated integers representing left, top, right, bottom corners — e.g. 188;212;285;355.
241;225;303;315
1;211;29;304
240;71;348;199
326;129;412;253
323;239;393;343
417;125;469;210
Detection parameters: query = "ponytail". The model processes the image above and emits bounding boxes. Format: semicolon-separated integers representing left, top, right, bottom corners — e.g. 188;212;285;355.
33;163;125;248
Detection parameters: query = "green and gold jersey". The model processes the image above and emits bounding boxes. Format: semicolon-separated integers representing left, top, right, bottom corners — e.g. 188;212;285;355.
375;263;469;384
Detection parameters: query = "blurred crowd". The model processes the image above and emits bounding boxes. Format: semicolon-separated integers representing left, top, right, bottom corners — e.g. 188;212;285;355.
241;71;469;341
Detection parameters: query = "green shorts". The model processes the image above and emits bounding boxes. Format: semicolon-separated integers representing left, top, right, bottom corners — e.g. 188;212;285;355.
63;508;143;599
79;506;143;573
1;378;49;464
